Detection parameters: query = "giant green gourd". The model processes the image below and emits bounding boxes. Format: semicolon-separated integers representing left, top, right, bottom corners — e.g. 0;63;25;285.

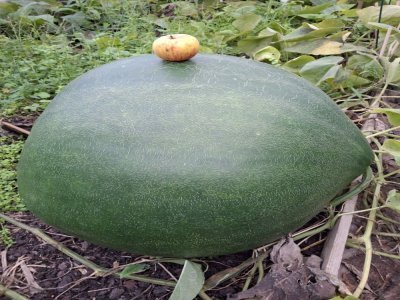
18;54;373;258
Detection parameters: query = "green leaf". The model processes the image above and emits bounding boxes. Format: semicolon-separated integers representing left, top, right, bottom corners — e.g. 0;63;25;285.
311;0;333;4
282;20;343;43
169;260;204;300
294;3;333;15
341;74;371;88
282;55;315;74
173;1;198;17
382;140;400;165
96;36;122;50
253;46;280;64
329;31;351;42
321;4;355;15
300;56;344;85
381;57;400;84
257;27;279;37
232;13;261;33
119;263;150;278
347;54;384;80
357;5;400;26
62;12;91;28
26;14;54;25
338;99;369;109
34;92;51;99
367;22;400;33
0;2;19;17
237;35;276;56
285;39;367;55
372;108;400;127
268;22;286;34
386;189;400;212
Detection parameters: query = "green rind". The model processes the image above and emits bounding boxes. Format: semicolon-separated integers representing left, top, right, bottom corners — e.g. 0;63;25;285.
17;54;373;257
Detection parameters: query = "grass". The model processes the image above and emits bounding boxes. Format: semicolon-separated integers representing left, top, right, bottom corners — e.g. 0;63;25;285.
0;137;25;212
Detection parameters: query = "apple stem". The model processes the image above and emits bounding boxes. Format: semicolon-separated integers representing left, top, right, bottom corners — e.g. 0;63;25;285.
169;35;174;39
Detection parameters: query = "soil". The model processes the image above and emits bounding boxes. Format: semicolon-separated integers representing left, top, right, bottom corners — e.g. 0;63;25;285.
1;212;253;300
3;207;400;299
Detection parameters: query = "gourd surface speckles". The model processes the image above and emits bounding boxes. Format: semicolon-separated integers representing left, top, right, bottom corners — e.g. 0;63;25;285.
18;54;373;257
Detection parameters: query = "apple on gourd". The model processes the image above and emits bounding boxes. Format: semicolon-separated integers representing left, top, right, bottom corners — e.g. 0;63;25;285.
152;34;200;62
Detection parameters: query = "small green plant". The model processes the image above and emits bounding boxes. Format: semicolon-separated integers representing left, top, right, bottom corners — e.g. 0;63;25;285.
0;137;25;212
0;220;13;247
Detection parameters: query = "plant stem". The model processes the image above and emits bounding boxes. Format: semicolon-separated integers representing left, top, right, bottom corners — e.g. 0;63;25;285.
383;169;400;179
365;125;400;139
256;259;264;284
203;251;270;290
330;167;373;207
337;205;383;217
0;213;176;287
346;241;400;261
0;285;28;300
242;263;258;291
293;217;336;241
352;181;381;298
370;82;389;108
198;290;213;300
377;213;400;225
373;231;400;238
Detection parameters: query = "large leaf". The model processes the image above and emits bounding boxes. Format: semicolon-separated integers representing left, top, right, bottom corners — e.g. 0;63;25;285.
232;13;261;33
226;0;257;18
0;2;19;17
169;261;204;300
26;14;54;25
357;5;400;26
382;140;400;165
321;3;355;15
386;190;400;212
300;56;344;85
347;54;384;80
237;30;278;56
253;46;280;64
282;55;315;74
293;3;353;20
282;19;343;42
329;31;351;42
258;27;279;37
293;3;332;15
367;22;400;33
380;57;400;84
173;1;198;17
341;74;371;88
285;39;366;55
372;108;400;127
62;11;91;28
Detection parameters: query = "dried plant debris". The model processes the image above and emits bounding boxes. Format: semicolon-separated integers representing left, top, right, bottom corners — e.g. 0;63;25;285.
229;238;342;300
341;248;400;300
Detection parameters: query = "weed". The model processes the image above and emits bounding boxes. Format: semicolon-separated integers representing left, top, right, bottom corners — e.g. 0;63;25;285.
0;137;25;212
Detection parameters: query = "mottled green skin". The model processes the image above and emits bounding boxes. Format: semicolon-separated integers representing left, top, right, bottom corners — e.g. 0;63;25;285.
18;54;373;257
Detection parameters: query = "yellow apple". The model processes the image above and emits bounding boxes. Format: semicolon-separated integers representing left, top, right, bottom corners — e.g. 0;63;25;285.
152;34;200;62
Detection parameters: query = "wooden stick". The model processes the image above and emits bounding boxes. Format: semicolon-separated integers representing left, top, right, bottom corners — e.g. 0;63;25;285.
321;191;359;275
321;99;379;276
0;120;30;136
